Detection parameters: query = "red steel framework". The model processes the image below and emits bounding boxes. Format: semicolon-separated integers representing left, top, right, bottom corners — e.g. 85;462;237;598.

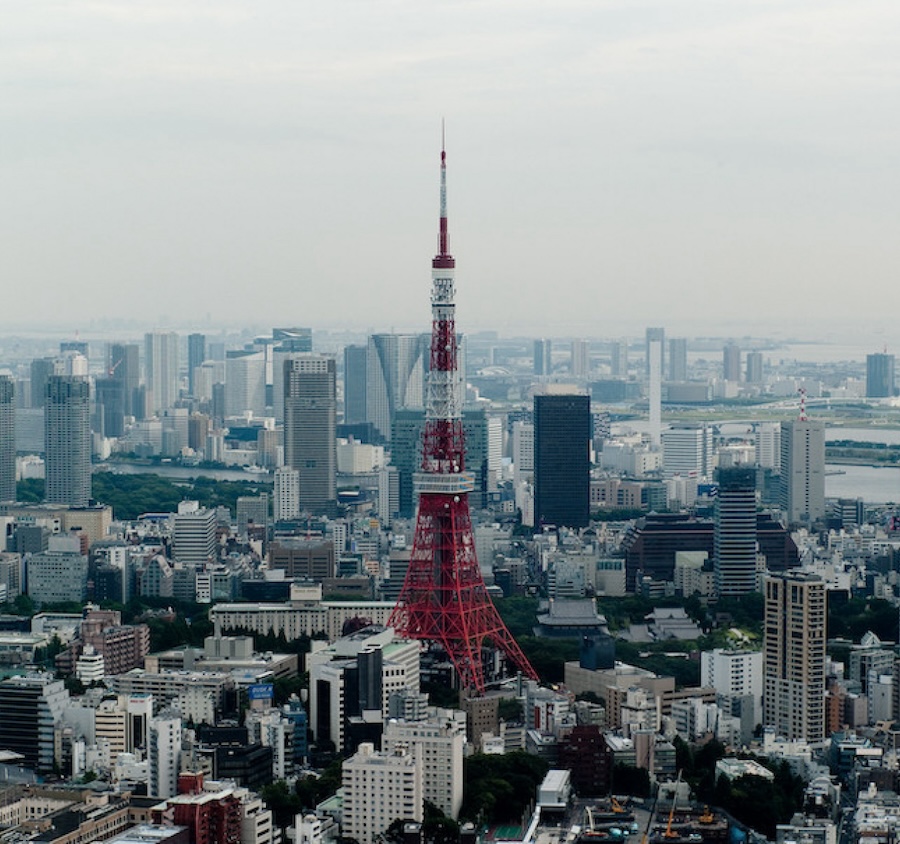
388;142;537;694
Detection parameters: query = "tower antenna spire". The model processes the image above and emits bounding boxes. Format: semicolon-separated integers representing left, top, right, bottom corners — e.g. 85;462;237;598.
389;139;537;694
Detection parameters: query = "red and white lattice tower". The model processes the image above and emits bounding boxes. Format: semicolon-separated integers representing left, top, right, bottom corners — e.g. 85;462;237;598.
388;142;537;694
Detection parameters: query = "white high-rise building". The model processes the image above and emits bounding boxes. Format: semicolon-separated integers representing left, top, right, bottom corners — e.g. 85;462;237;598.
512;421;534;486
194;360;225;404
700;648;763;711
661;423;713;479
382;709;465;819
571;339;590;379
144;332;180;414
755;422;781;470
342;742;423;844
148;709;181;798
780;419;825;525
225;350;267;418
274;467;301;522
172;501;217;565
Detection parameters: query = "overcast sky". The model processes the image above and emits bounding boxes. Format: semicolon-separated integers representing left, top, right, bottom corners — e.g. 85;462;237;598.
2;1;899;341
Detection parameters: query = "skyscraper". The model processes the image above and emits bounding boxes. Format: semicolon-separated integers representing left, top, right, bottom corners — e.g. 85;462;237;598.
646;329;662;447
714;467;758;596
187;333;206;397
668;338;687;382
144;332;180;414
94;376;126;438
533;338;552;376
343;344;368;424
764;571;825;741
866;352;895;398
570;339;590;379
723;343;741;382
44;375;90;506
745;351;764;384
756;422;781;470
0;377;15;502
610;339;628;378
29;357;58;409
366;333;428;442
284;355;337;515
108;342;141;418
225;349;266;417
534;389;591;529
780;418;825;525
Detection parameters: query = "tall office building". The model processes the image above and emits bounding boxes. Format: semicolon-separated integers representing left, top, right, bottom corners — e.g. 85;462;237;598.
29;358;58;409
745;351;764;384
756;422;781;470
534;389;590;529
763;572;825;741
610;339;628;378
512;420;535;487
187;333;206;396
366;334;428;442
714;467;758;596
0;376;14;501
668;338;687;382
284;355;337;515
571;339;590;379
661;423;713;478
723;343;742;382
108;342;141;418
780;418;825;525
225;349;267;418
94;377;126;438
343;344;368;425
866;352;895;398
45;375;91;506
274;467;301;522
646;330;663;448
391;408;496;517
533;338;552;377
144;332;180;414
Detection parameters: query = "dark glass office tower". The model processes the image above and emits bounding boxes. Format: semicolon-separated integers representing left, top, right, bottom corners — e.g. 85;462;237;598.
534;391;591;529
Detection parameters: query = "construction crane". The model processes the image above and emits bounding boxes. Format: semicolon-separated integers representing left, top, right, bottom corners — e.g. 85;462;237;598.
663;772;682;839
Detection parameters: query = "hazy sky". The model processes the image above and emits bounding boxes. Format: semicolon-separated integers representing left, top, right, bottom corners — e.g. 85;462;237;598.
2;1;899;340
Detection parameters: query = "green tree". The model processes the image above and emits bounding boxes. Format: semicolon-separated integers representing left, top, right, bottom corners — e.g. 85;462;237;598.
461;752;549;824
261;780;302;829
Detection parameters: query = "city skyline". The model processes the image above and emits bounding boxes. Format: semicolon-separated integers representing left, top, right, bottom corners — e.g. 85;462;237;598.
1;2;899;339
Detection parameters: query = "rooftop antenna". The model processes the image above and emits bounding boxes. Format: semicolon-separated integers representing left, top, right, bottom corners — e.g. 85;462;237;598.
798;387;808;422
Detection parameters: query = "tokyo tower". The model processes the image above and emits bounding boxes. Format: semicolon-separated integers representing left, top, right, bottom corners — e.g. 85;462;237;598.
388;141;538;694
